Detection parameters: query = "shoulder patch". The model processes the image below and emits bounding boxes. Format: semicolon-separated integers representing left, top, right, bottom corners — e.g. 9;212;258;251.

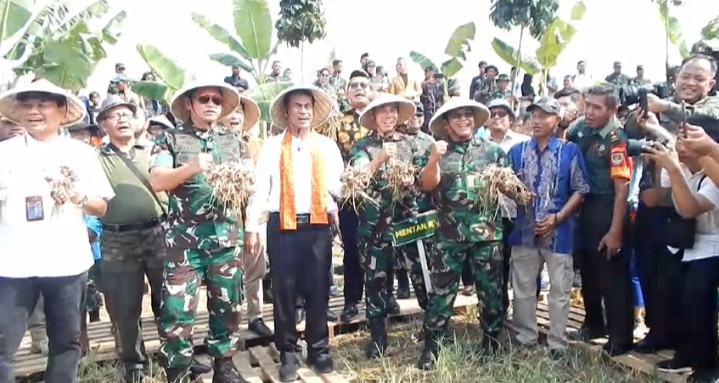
611;152;624;165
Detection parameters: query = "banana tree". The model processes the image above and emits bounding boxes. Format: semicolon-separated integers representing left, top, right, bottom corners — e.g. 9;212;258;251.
192;0;279;85
409;22;476;98
492;1;585;96
489;0;559;104
1;0;125;91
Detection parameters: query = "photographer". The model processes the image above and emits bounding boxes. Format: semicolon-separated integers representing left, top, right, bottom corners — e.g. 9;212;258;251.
641;114;719;383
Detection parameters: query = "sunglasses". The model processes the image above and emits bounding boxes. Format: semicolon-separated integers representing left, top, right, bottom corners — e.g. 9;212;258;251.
198;94;223;105
491;110;508;118
348;82;369;90
414;113;424;117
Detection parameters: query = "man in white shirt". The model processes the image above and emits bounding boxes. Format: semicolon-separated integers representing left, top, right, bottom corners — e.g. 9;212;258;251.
573;60;595;93
245;86;343;382
0;80;114;383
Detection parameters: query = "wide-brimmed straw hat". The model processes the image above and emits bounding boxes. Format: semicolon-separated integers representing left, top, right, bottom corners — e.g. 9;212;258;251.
269;85;332;129
170;81;241;123
0;79;86;128
429;97;490;139
239;95;260;130
359;94;416;130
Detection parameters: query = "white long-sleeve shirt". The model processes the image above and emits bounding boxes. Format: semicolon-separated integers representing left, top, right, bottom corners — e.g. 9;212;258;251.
245;132;344;233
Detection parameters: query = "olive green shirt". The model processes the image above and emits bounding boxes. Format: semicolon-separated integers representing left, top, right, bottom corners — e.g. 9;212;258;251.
566;118;631;195
97;143;168;225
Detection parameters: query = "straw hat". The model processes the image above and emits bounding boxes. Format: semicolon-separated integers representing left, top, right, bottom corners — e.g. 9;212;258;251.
0;79;86;128
269;85;332;129
170;81;241;123
429;97;490;139
358;94;416;130
239;94;260;130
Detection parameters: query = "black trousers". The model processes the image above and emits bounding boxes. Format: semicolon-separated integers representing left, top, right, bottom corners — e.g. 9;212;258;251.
0;272;87;383
267;213;332;357
339;206;363;304
675;256;719;370
634;204;682;343
578;195;634;346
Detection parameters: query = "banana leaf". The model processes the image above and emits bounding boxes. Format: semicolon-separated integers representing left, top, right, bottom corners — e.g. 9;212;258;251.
209;52;253;72
191;12;252;61
136;44;185;91
132;81;172;105
247;81;292;122
440;57;463;78
443;22;475;60
232;0;273;60
0;0;34;57
409;51;437;71
658;1;690;59
701;16;719;40
491;37;541;75
101;10;125;45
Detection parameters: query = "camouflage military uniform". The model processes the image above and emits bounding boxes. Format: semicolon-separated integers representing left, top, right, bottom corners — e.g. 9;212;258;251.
151;124;250;369
604;73;631;86
488;88;513;103
351;131;429;319
414;136;507;339
630;77;652;87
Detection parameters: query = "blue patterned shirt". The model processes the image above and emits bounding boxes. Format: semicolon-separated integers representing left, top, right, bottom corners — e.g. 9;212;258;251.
507;137;590;254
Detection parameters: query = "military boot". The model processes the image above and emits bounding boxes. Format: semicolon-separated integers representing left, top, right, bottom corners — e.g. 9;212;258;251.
165;368;191;383
212;357;242;383
417;329;440;370
365;318;388;359
190;356;213;377
387;294;401;315
480;331;501;358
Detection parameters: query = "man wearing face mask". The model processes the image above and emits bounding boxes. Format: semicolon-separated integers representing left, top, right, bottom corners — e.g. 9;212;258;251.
351;95;430;360
417;98;512;369
149;80;248;383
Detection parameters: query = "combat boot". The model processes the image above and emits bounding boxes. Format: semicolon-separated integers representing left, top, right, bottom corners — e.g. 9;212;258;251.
165;368;191;383
212;357;242;383
365;318;388;359
387;294;401;315
190;356;213;376
417;329;440;370
480;331;501;359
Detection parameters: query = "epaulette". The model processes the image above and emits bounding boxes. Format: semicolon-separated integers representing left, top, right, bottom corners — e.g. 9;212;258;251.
609;129;621;143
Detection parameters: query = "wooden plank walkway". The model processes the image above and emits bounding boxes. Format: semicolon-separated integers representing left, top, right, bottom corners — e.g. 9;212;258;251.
14;291;477;379
530;300;687;383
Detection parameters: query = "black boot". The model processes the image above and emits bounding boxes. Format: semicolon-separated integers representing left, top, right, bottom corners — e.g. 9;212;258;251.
365;318;388;359
480;332;501;358
396;270;410;299
387;293;400;315
340;302;358;322
189;356;213;377
165;368;191;383
212;357;241;383
417;329;440;370
263;277;273;304
279;352;299;382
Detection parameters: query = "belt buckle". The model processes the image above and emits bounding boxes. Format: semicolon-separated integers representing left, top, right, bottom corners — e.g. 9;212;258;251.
296;215;310;224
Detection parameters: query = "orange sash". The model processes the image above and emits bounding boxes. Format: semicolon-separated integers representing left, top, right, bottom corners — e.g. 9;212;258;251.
279;131;328;230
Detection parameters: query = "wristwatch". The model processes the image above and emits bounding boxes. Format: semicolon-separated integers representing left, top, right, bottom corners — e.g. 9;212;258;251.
79;195;89;208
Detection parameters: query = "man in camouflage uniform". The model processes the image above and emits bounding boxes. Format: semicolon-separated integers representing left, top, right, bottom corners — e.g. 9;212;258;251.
489;74;513;103
324;70;373;321
631;65;652;87
150;81;248;383
605;61;631;86
475;65;499;105
416;97;508;369
351;94;430;359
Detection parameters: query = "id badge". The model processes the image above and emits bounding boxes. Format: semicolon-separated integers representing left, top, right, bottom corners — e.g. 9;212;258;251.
25;196;44;222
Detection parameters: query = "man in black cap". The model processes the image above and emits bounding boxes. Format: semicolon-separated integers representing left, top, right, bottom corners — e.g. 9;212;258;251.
489;74;513;103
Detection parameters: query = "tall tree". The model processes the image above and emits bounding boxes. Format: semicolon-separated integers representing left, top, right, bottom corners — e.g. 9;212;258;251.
0;0;125;91
489;0;559;102
275;0;326;82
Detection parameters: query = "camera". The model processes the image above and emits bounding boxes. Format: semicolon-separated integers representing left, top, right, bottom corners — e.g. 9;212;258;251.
618;83;669;107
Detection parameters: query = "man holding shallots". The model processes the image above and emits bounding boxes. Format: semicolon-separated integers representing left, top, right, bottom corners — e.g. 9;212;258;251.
245;85;343;382
506;97;590;360
149;80;249;383
350;94;430;360
416;97;511;370
0;80;114;383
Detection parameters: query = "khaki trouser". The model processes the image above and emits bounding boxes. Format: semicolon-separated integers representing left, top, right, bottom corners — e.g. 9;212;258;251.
511;246;574;350
243;223;267;321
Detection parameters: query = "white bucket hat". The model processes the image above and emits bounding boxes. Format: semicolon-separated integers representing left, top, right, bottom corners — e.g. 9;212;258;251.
358;94;416;131
170;81;241;123
269;85;332;129
0;79;86;128
429;97;490;140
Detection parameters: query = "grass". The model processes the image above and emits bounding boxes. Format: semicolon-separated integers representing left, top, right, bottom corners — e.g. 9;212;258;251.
73;310;655;383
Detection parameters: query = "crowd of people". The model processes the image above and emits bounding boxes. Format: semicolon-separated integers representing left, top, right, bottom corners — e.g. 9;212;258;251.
0;47;717;383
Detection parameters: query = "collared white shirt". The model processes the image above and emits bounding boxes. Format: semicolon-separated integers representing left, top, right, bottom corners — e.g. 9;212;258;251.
661;166;719;262
245;132;344;233
573;73;594;93
0;135;115;278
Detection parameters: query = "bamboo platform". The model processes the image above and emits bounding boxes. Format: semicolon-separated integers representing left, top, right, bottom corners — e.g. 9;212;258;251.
531;299;687;383
14;290;477;380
